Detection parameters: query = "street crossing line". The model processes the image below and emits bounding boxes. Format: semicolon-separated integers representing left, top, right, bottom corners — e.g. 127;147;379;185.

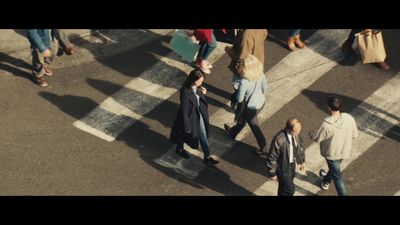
73;32;231;142
155;29;351;179
254;73;400;196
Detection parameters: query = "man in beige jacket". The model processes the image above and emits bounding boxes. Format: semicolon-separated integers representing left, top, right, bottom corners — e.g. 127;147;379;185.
309;95;358;196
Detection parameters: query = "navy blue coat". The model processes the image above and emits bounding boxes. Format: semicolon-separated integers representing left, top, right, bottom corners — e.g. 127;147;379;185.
170;87;210;149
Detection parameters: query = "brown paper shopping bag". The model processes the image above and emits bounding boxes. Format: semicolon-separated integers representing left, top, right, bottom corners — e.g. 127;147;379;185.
356;30;387;64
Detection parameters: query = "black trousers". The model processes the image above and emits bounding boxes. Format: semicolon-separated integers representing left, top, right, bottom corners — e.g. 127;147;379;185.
52;29;73;50
345;29;363;45
277;163;296;196
230;107;266;149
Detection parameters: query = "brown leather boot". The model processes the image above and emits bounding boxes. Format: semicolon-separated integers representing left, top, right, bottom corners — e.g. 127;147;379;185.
64;47;75;55
294;34;305;48
376;61;390;70
287;37;296;51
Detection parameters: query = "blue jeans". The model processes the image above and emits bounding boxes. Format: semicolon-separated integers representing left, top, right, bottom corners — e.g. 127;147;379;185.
199;113;210;157
288;29;301;37
197;33;216;61
175;114;210;157
323;159;348;196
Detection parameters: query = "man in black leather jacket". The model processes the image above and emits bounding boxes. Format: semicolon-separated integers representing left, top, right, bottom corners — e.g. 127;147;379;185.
266;118;306;196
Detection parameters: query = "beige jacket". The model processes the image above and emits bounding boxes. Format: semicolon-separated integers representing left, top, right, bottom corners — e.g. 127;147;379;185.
227;29;268;72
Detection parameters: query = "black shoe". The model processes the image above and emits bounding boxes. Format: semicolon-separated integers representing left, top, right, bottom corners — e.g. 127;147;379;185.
204;156;219;165
224;124;235;139
57;47;64;57
176;149;190;159
230;101;237;109
255;148;267;156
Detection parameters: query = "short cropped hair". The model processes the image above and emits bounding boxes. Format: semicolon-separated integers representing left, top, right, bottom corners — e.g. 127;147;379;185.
327;95;342;111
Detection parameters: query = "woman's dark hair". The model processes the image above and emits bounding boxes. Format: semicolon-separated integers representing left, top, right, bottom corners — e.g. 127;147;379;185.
327;95;342;111
182;69;204;90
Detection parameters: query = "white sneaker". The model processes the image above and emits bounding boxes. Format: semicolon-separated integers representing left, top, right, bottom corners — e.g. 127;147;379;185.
204;60;213;69
195;60;211;74
319;169;330;190
199;67;211;74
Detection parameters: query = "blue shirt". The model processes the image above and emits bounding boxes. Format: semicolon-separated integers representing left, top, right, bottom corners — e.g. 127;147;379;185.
192;86;200;107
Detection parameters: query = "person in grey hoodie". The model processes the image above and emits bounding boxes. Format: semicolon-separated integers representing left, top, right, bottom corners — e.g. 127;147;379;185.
309;95;358;196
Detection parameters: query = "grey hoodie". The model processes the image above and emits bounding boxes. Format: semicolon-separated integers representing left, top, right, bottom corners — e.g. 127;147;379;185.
311;113;358;160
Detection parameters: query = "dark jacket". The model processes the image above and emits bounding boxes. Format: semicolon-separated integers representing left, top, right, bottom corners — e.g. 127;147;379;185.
169;87;210;149
27;29;51;53
266;129;305;177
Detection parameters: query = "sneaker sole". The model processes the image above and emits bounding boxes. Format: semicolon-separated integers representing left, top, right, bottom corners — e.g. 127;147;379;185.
37;83;48;87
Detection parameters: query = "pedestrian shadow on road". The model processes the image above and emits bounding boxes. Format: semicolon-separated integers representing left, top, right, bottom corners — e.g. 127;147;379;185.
195;164;256;196
85;77;181;129
0;51;33;82
337;50;360;66
71;30;191;87
12;29;27;38
38;92;101;119
295;171;322;190
302;89;400;142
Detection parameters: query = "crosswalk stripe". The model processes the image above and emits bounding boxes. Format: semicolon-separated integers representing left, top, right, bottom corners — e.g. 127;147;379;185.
254;73;400;196
73;32;231;142
155;29;351;179
395;190;400;196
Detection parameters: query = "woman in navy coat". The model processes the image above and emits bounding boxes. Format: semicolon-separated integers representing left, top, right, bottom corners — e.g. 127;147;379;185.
170;69;219;165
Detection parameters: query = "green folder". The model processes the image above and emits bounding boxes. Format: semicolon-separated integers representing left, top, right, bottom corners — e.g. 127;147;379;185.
169;30;200;62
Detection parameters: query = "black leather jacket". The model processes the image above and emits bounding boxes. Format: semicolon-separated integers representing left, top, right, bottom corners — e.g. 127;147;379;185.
266;129;305;177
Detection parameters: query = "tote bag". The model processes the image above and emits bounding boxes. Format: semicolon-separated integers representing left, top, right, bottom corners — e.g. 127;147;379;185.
169;30;200;62
356;30;387;64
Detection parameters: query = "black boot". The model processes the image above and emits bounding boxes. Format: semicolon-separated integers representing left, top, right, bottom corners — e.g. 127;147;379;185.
224;124;235;139
176;149;190;159
204;156;219;165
